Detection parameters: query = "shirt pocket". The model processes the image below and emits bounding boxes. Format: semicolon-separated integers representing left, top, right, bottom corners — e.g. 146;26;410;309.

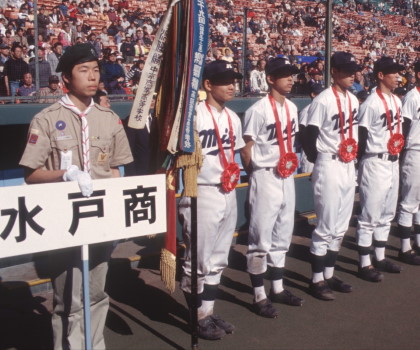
50;139;79;170
90;138;112;171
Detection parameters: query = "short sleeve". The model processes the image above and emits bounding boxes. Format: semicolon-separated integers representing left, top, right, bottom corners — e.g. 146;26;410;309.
243;107;265;141
306;100;326;128
401;95;416;121
19;116;52;170
358;102;375;128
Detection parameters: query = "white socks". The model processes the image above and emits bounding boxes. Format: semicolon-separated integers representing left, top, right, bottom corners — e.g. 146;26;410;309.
198;300;214;320
312;272;324;283
360;254;371;268
271;279;284;294
375;247;385;261
401;238;412;253
253;286;267;303
324;266;335;280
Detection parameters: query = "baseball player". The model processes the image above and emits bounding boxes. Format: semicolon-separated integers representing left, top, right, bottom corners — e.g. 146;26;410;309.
356;56;405;282
241;57;303;319
19;43;133;350
396;60;420;265
298;84;324;174
179;60;245;340
303;52;359;300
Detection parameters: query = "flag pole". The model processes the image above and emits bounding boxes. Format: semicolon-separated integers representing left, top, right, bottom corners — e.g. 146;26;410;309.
191;197;199;349
81;244;92;350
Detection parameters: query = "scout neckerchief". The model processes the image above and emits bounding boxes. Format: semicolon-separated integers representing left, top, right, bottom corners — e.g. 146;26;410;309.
205;102;240;192
376;89;404;155
332;86;358;162
59;95;94;173
268;94;298;178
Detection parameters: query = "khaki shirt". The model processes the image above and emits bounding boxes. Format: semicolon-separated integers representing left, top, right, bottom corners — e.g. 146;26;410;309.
20;102;133;180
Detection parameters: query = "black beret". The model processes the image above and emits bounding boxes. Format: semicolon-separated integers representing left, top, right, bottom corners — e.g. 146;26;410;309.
56;43;98;73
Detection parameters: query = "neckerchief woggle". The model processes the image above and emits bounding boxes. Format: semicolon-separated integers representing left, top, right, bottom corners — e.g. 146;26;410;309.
205;102;240;192
268;94;298;178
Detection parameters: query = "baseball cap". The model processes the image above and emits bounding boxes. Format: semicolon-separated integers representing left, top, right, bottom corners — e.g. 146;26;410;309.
373;56;405;76
331;52;360;73
49;75;60;83
202;60;243;83
56;43;98;73
414;60;420;73
0;43;10;49
265;57;299;77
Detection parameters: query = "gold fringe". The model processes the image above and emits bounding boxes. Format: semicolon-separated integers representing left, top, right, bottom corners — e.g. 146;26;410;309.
160;248;177;293
176;128;203;197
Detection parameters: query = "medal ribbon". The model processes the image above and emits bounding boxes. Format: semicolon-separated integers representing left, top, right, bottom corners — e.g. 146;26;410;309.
59;95;94;174
205;102;235;169
268;94;293;158
332;86;353;141
376;89;401;136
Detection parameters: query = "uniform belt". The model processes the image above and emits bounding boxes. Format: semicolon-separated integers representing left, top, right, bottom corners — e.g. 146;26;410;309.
198;183;221;187
264;167;275;171
377;153;398;162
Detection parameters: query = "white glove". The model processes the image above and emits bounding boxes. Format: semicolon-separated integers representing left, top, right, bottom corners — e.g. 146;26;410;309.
63;165;93;197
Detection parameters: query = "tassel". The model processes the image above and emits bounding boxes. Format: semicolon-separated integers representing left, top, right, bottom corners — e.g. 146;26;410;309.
160;248;177;293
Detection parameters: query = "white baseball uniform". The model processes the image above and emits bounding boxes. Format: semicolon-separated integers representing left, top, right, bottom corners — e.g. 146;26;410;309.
243;95;299;275
307;87;359;256
180;101;245;293
356;91;402;248
398;87;420;228
298;103;314;174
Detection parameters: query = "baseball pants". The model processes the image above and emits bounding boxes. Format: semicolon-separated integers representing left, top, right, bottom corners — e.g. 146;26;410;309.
310;153;356;256
247;168;295;275
357;155;399;247
398;150;420;227
179;185;237;294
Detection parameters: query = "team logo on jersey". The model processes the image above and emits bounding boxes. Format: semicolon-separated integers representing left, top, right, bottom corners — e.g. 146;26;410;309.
380;111;399;130
28;133;38;144
267;120;297;144
56;120;66;130
199;128;236;155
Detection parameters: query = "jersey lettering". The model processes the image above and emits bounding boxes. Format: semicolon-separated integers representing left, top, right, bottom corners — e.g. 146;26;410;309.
266;119;297;143
199;127;236;154
379;110;399;130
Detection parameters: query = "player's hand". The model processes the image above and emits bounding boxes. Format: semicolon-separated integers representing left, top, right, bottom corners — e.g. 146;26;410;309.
63;165;93;197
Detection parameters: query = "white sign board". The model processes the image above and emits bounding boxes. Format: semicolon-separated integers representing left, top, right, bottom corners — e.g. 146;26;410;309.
0;175;166;258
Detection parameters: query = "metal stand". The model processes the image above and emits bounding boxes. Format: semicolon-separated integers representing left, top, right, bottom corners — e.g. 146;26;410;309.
191;197;199;349
81;245;92;350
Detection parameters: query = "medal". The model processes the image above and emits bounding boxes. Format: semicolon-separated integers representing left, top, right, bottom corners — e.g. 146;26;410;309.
332;87;357;162
268;95;297;178
376;89;404;155
205;103;239;192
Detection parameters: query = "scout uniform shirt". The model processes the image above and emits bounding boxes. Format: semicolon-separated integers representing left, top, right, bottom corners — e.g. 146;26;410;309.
20;101;133;179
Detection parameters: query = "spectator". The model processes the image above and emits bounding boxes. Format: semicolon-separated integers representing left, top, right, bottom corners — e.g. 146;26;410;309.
291;72;310;95
49;6;62;26
0;43;10;98
120;35;135;63
100;52;125;92
4;44;29;98
308;68;324;89
249;59;269;94
350;70;365;95
36;75;64;103
59;0;70;19
93;89;111;108
29;46;51;88
47;42;63;81
16;71;36;99
71;24;86;45
99;26;110;46
87;33;101;57
125;59;144;86
107;7;118;22
107;21;119;37
58;22;72;50
38;5;50;40
13;27;28;47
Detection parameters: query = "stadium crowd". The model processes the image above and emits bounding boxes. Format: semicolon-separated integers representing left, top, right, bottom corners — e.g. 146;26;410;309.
0;0;419;103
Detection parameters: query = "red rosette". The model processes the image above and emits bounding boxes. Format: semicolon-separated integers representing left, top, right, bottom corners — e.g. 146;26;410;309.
338;138;358;162
221;162;240;192
387;133;404;155
277;152;298;178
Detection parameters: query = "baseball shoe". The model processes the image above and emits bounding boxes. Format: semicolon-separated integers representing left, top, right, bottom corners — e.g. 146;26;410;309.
253;298;279;318
210;314;235;334
269;289;304;306
309;280;335;301
413;243;420;255
198;315;226;340
325;276;353;293
373;258;402;273
358;265;384;282
398;250;420;265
